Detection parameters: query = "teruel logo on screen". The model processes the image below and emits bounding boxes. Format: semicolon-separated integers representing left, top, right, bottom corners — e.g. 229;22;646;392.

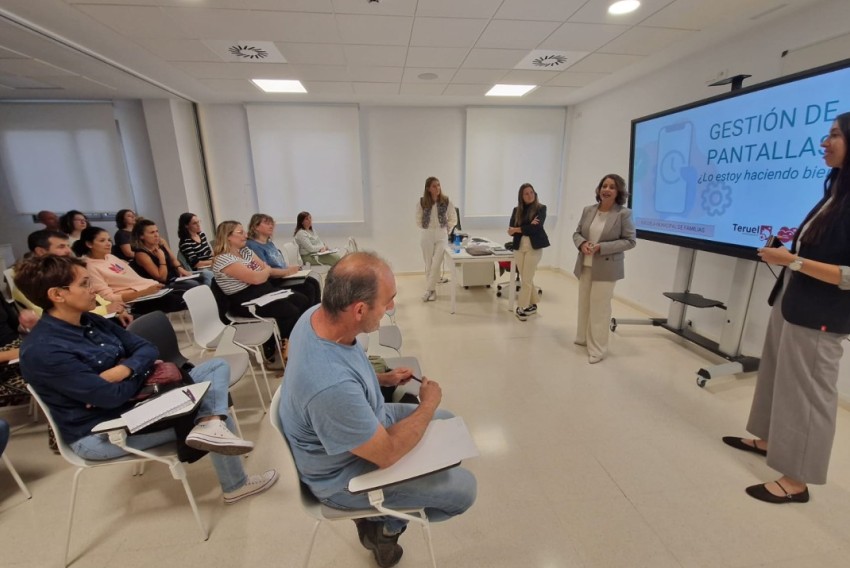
731;223;763;236
732;223;797;243
758;225;773;241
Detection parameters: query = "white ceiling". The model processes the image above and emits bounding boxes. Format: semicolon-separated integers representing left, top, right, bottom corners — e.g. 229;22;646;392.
0;0;826;106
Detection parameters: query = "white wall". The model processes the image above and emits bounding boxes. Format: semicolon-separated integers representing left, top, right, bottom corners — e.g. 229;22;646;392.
558;0;850;393
199;104;566;273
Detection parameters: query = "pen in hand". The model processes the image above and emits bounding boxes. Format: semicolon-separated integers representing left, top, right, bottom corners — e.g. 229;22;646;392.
183;388;195;403
409;375;423;383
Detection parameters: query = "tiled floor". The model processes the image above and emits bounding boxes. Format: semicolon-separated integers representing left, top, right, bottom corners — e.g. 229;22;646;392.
2;269;850;567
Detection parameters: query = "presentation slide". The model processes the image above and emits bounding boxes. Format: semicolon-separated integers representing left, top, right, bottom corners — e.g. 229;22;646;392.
630;61;850;258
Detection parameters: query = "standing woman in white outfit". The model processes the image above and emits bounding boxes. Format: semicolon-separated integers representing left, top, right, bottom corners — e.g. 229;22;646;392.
572;174;636;363
416;177;457;302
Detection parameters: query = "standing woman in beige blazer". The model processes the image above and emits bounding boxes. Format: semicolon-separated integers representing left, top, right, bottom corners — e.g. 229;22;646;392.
572;174;636;363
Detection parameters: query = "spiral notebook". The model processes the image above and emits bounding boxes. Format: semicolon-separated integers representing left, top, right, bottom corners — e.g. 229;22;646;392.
120;383;209;433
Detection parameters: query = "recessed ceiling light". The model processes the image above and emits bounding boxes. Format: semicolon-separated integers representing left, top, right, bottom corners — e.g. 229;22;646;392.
608;0;640;15
418;72;439;81
485;84;536;97
251;79;307;93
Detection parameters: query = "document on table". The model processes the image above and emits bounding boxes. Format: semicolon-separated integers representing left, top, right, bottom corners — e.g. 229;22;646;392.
348;416;479;493
242;289;293;307
279;269;311;281
316;249;339;255
118;382;210;434
128;288;172;303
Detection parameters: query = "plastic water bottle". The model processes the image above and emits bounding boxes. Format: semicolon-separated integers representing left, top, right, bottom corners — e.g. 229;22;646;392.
453;234;462;253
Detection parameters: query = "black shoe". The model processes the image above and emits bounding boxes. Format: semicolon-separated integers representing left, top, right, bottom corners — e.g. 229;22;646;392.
722;436;767;456
515;307;528;321
745;481;809;504
354;520;404;567
525;304;537;314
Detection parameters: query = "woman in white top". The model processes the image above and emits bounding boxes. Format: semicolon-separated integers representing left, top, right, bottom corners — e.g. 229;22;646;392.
293;212;341;267
415;176;458;302
572;174;636;363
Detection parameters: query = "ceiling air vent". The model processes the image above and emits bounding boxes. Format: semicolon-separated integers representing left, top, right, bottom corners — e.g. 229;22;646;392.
514;50;588;72
202;40;287;63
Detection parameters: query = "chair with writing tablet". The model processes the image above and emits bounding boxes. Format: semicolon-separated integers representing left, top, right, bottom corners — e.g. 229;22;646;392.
128;311;254;437
183;285;278;405
269;386;436;568
26;385;207;567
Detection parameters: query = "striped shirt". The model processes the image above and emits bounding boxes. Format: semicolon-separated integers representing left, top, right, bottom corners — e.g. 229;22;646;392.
178;232;213;269
212;248;262;295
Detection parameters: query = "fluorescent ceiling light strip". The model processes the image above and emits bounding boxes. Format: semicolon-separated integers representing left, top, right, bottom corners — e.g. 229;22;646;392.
608;1;641;15
251;79;307;93
485;84;536;97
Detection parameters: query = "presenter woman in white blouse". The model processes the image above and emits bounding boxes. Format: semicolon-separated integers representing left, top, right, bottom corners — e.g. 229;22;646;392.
415;176;457;302
572;174;636;363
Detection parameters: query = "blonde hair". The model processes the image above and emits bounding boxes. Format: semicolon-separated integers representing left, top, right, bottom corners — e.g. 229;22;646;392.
213;220;242;256
419;176;448;210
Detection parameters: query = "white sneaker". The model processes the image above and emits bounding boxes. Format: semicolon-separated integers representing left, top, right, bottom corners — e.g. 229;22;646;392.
223;469;280;504
421;290;436;302
186;420;254;455
438;277;449;284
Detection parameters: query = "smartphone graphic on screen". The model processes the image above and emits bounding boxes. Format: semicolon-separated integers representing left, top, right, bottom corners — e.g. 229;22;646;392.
655;122;693;214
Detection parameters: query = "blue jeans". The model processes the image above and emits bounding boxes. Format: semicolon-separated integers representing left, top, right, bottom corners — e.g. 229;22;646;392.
70;359;247;493
320;406;477;534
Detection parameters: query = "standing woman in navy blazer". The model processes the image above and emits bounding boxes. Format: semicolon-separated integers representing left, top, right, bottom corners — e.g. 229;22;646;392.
508;183;550;320
572;174;636;363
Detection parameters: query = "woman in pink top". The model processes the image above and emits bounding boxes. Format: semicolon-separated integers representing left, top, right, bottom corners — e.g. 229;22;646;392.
73;226;185;315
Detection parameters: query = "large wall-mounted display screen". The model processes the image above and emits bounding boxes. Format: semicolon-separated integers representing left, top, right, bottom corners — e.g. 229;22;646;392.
629;58;850;259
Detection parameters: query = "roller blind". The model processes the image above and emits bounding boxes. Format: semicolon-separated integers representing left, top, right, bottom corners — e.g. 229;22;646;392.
0;103;133;214
245;104;364;223
464;107;565;218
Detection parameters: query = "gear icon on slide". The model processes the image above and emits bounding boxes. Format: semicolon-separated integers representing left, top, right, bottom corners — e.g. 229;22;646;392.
701;181;732;216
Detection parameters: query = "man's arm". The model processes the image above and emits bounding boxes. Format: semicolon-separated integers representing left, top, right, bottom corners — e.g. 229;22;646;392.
350;377;442;469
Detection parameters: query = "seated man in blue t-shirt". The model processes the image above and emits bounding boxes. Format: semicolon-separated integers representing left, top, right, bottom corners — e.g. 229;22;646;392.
279;252;476;568
245;213;321;306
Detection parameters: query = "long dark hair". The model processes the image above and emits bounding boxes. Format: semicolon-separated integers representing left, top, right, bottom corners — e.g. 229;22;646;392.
802;112;850;244
60;210;87;234
294;211;311;236
514;183;540;225
177;212;196;241
115;209;135;230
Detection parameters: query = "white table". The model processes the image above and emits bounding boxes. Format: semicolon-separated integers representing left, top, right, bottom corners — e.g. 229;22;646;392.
443;245;516;314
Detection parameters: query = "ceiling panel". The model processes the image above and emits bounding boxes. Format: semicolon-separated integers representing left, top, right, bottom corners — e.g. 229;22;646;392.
347;66;404;83
499;69;560;83
0;46;26;59
546;71;610;87
335;15;413;46
405;47;468;68
75;5;189;38
277;43;347;65
401;67;455;83
494;0;586;22
415;0;503;19
461;49;526;69
342;45;407;67
443;83;490;96
528;85;579;100
399;82;446;95
130;38;220;62
566;53;645;73
331;0;416;16
301;80;354;94
450;68;506;84
410;17;489;48
541;22;630;52
600;26;692;56
287;65;350;81
172;61;294;79
352;82;399;95
0;59;76;77
166;8;340;42
475;20;561;50
69;0;334;9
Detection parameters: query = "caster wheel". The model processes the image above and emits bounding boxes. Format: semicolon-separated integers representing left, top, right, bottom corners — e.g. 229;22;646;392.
609;318;617;332
486;285;491;288
464;286;469;289
497;292;502;297
696;376;708;388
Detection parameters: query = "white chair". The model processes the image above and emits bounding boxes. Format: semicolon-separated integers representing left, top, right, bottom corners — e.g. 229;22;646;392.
269;387;436;568
1;418;31;500
282;241;330;283
27;386;207;567
346;236;359;253
182;286;278;404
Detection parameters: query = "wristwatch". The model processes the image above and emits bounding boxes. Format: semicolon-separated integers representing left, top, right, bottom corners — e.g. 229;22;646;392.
789;257;804;272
